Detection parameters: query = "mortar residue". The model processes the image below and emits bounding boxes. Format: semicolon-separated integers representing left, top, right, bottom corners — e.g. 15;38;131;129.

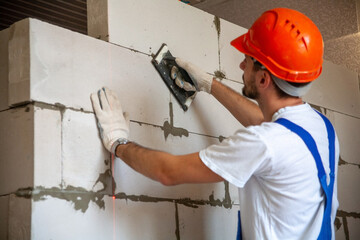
32;185;105;213
213;16;221;38
214;70;226;80
15;169;115;213
114;180;233;209
175;203;180;240
218;135;226;143
338;156;360;168
161;102;189;140
336;210;360;239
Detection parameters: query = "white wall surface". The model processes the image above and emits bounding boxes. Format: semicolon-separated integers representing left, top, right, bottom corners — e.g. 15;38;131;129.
0;0;359;239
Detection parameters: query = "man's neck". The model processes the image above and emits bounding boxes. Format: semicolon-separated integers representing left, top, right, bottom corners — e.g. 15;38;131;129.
257;96;303;122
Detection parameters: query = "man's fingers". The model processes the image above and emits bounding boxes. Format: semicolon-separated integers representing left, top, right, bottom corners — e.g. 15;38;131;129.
175;76;184;88
183;82;196;92
106;88;123;112
99;87;110;112
175;58;186;69
90;92;102;115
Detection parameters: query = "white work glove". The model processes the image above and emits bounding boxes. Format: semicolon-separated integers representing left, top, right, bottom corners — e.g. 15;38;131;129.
90;87;130;153
175;58;213;93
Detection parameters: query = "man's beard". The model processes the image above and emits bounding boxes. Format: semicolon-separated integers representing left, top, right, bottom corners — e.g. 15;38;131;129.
242;75;259;100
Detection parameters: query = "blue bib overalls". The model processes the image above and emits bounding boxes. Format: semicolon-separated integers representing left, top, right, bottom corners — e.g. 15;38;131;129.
236;111;336;240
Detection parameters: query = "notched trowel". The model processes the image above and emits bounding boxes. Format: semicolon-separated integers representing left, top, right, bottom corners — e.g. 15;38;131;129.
152;43;196;111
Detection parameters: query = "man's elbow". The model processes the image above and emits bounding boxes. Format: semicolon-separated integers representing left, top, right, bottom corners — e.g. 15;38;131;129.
158;170;179;186
156;162;182;186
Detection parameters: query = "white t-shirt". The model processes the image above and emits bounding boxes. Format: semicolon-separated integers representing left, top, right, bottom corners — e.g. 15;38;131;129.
199;103;339;240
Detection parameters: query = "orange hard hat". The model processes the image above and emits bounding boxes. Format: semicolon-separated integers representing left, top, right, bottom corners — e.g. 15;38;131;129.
231;8;323;83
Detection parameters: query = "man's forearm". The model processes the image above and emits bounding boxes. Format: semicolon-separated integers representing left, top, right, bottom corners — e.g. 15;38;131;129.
115;142;224;186
211;79;264;127
115;142;174;185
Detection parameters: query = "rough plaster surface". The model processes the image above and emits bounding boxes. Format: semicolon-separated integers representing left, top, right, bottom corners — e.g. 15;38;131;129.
325;32;360;74
192;0;359;42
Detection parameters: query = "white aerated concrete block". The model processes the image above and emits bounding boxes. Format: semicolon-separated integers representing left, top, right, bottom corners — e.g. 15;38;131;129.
337;164;360;213
115;121;232;202
87;0;108;41
8;19;31;106
0;28;9;111
31;196;113;239
101;0;220;74
219;19;247;82
0;106;34;196
178;204;238;240
62;109;109;190
348;217;360;240
332;112;360;165
114;200;176;240
9;195;31;240
0;196;9;240
8;18;171;127
304;61;360;118
0;104;64;193
335;217;346;240
34;105;62;188
129;115;219;154
172;79;245;138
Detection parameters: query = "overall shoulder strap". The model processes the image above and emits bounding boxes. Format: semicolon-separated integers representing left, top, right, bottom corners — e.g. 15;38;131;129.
275;111;335;240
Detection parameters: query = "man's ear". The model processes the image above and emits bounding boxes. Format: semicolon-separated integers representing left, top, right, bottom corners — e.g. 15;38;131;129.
257;70;272;89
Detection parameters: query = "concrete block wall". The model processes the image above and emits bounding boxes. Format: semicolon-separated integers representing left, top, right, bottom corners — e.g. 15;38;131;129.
0;0;359;239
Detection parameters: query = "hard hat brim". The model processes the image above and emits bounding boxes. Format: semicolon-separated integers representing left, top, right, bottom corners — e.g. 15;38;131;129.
230;34;249;57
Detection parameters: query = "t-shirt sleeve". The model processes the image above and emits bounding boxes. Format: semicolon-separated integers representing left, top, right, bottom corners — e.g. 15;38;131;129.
199;127;272;188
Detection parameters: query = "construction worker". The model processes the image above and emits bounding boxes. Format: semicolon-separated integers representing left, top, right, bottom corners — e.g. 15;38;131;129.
91;8;339;240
